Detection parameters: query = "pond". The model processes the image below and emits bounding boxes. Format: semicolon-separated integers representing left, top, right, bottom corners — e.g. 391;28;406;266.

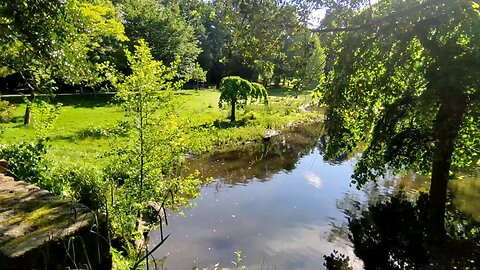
149;122;480;270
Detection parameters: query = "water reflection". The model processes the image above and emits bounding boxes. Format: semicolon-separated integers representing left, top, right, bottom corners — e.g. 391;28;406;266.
149;122;480;270
327;190;480;270
184;123;325;185
150;122;364;269
324;169;480;270
450;177;480;223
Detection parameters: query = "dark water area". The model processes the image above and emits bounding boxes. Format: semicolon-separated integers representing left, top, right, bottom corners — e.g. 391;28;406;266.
149;122;480;270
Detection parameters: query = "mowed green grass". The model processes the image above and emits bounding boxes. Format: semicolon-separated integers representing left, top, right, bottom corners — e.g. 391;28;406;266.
1;88;321;166
1;95;123;166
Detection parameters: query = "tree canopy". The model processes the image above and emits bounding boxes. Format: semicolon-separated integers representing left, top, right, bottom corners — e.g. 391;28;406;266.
0;0;127;123
316;0;480;242
1;0;328;90
117;0;202;77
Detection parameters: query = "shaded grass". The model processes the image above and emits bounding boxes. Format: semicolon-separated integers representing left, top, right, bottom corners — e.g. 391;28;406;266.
0;88;322;166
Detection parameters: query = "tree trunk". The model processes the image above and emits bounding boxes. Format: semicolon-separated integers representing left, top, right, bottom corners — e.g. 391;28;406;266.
274;76;280;88
428;87;466;244
230;100;236;122
23;91;35;125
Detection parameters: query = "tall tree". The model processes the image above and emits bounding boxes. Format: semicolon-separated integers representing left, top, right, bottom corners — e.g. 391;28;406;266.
316;0;480;243
212;0;302;82
117;0;202;77
1;0;73;124
0;0;127;124
275;31;326;91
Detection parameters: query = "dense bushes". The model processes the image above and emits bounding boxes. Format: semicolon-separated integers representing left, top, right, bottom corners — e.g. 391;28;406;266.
0;140;48;184
0;100;15;122
53;164;107;210
0;140;107;210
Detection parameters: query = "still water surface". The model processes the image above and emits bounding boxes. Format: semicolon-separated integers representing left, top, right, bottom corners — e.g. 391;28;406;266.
149;123;479;269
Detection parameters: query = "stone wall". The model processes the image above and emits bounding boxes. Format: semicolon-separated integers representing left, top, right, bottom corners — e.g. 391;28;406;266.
0;173;111;270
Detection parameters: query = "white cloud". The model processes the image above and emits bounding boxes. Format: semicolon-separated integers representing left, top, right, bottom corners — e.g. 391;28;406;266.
305;171;323;189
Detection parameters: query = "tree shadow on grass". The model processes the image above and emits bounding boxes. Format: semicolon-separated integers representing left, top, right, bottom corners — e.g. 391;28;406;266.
52;129;113;142
267;87;295;97
194;118;248;130
52;94;117;108
1;115;24;124
3;94;117;108
267;86;314;97
49;134;77;142
175;91;196;96
1;96;26;105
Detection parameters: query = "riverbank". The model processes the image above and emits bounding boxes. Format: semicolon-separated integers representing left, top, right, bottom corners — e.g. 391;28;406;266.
0;88;323;167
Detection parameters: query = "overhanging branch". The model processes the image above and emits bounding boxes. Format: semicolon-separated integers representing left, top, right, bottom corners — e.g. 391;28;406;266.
311;0;442;33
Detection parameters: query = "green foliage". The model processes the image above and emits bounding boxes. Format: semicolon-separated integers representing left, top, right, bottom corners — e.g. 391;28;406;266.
0;0;70;58
184;62;207;86
250;83;269;105
218;76;269;121
57;0;128;86
214;0;305;81
0;0;126;82
52;164;106;210
317;0;480;185
30;100;62;139
0;100;15;123
276;30;326;92
0;140;48;185
170;0;321;85
118;0;201;76
1;0;127;125
111;247;136;270
219;76;254;106
105;39;201;244
110;39;184;178
296;34;326;91
316;0;480;241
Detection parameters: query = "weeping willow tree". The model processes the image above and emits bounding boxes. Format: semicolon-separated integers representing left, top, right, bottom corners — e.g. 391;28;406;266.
218;76;268;122
316;0;480;243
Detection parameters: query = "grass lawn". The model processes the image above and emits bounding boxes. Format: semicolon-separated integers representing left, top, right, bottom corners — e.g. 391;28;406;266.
0;88;322;166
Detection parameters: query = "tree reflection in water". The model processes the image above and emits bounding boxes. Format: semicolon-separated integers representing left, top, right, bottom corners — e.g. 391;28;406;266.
325;191;480;270
185;122;324;186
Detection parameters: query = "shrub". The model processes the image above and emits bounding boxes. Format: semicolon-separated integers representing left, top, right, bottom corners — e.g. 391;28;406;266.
52;164;106;210
0;100;15;123
0;140;48;183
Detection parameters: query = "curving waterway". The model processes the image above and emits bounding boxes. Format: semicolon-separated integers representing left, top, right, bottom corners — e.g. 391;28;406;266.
149;122;480;270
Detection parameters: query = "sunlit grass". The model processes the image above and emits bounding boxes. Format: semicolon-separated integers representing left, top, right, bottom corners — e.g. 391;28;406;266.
0;88;322;166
